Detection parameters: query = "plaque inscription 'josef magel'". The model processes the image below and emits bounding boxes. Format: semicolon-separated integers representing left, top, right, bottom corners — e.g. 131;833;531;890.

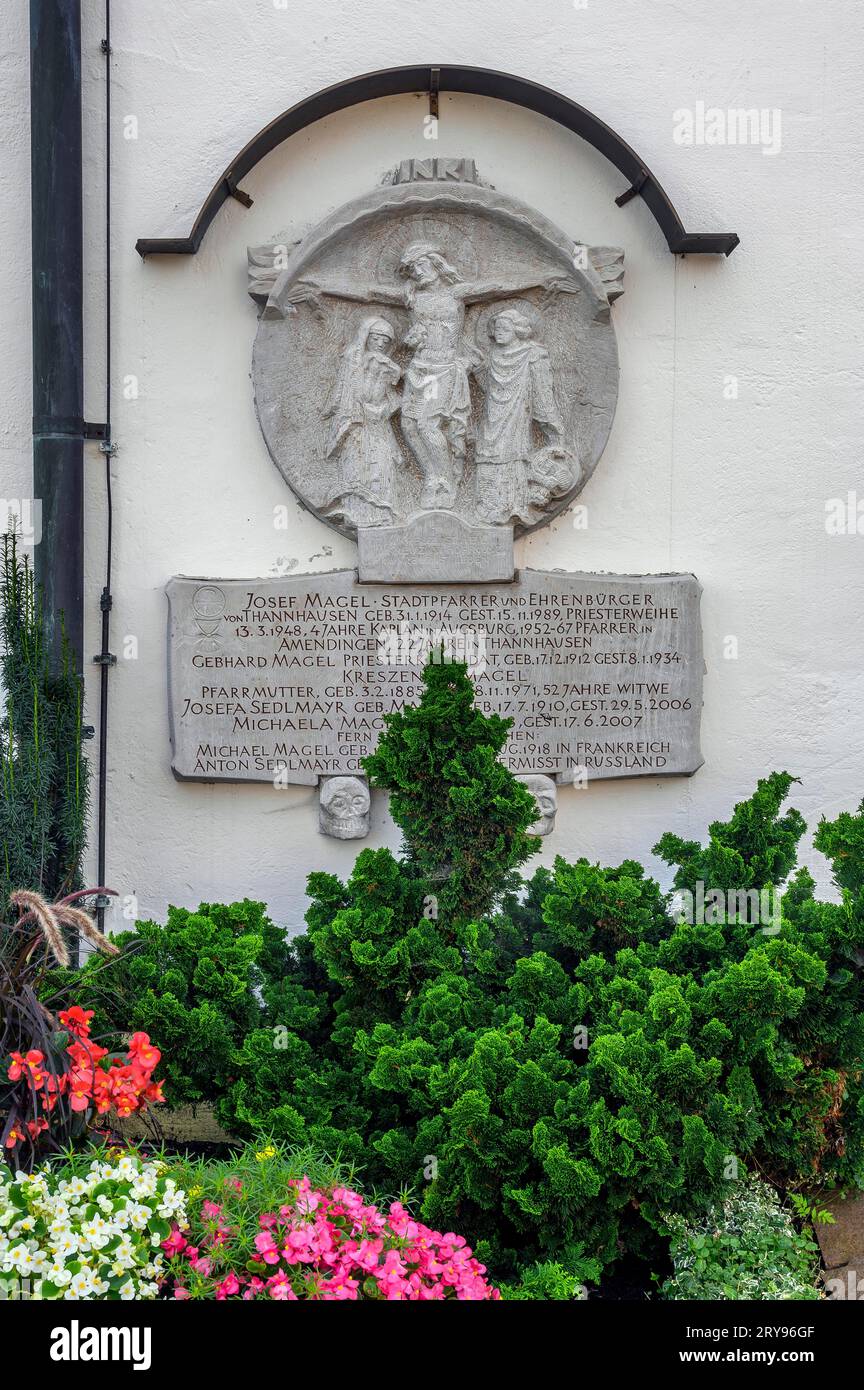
167;570;703;787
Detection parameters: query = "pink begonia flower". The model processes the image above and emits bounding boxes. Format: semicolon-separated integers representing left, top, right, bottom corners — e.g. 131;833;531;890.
380;1250;407;1275
254;1231;281;1265
295;1192;320;1215
281;1228;316;1264
162;1176;499;1301
319;1276;358;1300
267;1272;297;1301
352;1238;384;1272
161;1226;187;1256
173;1287;191;1300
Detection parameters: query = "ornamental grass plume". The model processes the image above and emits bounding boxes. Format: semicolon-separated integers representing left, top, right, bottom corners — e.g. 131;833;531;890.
9;888;119;967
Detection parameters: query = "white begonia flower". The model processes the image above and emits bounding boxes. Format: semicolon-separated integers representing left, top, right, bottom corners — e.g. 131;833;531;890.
119;1279;136;1300
52;1232;79;1258
2;1156;175;1302
158;1188;185;1216
66;1271;93;1299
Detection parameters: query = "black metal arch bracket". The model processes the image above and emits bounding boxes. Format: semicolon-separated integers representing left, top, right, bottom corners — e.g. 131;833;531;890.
135;64;739;258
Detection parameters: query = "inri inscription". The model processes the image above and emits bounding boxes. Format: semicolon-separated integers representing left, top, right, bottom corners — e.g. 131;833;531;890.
167;570;703;786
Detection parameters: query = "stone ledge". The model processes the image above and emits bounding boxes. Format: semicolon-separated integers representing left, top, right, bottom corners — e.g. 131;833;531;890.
116;1101;236;1147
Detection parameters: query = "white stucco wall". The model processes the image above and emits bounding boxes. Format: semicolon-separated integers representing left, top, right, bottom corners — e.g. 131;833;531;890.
2;0;862;932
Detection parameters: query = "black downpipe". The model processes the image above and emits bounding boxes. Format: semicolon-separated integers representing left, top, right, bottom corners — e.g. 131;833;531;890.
30;0;84;671
95;2;115;930
31;0;115;931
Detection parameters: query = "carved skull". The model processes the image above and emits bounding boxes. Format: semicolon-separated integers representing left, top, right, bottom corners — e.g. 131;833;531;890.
517;774;558;836
319;776;371;840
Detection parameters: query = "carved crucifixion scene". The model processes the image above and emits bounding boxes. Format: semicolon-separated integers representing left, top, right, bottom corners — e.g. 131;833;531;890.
249;158;623;538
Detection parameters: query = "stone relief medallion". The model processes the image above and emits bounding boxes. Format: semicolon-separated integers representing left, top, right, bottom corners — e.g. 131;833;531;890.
248;158;623;544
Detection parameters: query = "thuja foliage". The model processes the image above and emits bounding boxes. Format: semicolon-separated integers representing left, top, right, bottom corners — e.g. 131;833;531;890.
216;663;864;1283
0;532;89;907
49;900;293;1108
362;659;539;921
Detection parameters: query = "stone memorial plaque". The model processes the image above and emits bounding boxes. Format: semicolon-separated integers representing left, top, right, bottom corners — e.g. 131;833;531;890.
167;570;703;786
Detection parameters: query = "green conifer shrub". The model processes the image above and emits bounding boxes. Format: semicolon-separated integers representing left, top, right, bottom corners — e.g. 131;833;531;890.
219;661;864;1286
362;658;539;921
0;532;89;908
49;899;291;1107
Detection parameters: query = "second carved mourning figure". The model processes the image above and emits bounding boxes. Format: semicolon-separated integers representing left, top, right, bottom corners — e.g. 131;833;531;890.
472;308;574;526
